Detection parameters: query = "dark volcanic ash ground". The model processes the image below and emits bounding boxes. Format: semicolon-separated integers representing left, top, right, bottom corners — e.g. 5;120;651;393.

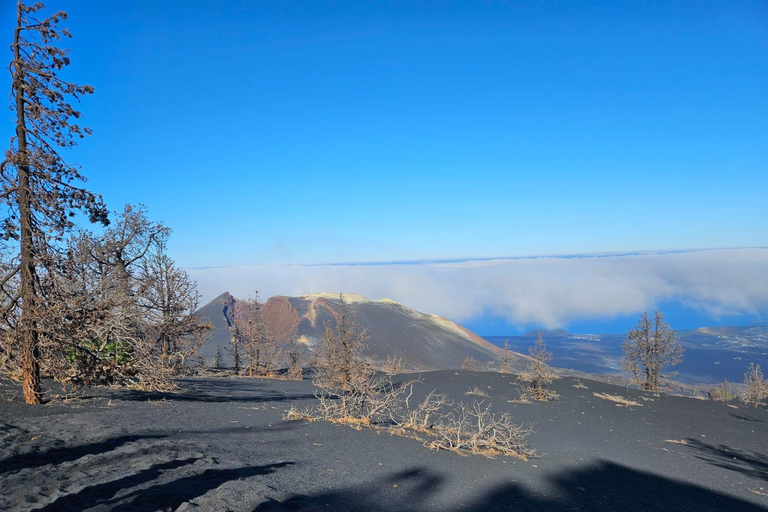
1;371;767;511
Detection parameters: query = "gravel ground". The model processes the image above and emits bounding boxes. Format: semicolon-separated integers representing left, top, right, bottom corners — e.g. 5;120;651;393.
1;371;767;511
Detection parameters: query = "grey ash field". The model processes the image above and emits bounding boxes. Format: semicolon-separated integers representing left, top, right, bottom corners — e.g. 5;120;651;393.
2;372;767;512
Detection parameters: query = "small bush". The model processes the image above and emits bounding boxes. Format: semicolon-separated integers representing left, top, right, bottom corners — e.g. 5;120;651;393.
517;331;558;401
428;400;534;459
593;392;642;407
742;363;768;408
709;379;737;403
382;355;405;375
466;385;490;398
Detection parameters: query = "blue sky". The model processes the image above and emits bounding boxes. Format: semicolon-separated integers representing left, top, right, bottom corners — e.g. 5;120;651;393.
2;1;766;332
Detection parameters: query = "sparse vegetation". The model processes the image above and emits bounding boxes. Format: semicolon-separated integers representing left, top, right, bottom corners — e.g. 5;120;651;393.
228;321;242;376
239;291;281;378
383;354;405;375
517;330;558;401
287;309;532;459
285;339;304;380
461;356;478;371
622;311;683;393
299;372;415;428
593;392;642;407
742;363;768;408
402;390;451;433
428;400;534;459
710;378;737;403
500;340;511;374
287;382;533;459
572;379;588;390
314;294;369;390
466;385;490;398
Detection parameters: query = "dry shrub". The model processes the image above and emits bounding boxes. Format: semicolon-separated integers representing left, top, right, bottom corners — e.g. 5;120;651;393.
297;368;417;428
284;341;305;380
742;363;768;408
402;390;451;433
517;331;558;401
285;364;304;381
466;386;490;398
383;354;405;375
622;311;682;393
461;356;478;371
593;392;642;407
499;340;512;374
286;377;533;459
428;400;534;460
709;378;737;403
572;379;588;390
284;299;533;459
313;295;369;391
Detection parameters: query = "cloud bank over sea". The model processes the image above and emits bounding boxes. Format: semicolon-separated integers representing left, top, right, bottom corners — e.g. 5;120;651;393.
187;248;768;330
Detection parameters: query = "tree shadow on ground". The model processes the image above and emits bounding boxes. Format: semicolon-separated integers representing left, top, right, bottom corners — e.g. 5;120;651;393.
254;460;765;512
730;412;765;423
110;379;317;404
111;462;294;512
683;438;768;482
38;459;293;512
0;434;165;475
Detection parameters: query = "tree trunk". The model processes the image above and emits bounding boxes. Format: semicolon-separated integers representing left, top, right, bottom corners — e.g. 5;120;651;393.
14;13;42;405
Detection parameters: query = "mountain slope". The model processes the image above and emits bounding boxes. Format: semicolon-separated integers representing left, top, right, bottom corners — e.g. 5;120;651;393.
195;292;238;366
198;292;529;371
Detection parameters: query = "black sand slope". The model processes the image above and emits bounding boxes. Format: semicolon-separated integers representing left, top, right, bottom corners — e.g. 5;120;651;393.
1;372;767;511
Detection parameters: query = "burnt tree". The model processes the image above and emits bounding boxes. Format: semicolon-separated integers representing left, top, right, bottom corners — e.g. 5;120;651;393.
622;311;683;392
2;2;108;403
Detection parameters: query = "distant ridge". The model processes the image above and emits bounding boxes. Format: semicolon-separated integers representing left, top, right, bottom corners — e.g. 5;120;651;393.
522;328;572;338
197;292;530;371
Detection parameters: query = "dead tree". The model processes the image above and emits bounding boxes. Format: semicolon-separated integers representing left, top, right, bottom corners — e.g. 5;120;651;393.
229;321;242;376
383;354;405;375
742;363;768;408
213;346;223;368
139;252;210;372
286;339;303;380
517;330;558;401
2;2;108;403
622;311;683;392
241;291;280;377
709;378;736;403
85;204;169;288
462;356;478;371
500;340;511;374
42;208;178;391
315;294;369;390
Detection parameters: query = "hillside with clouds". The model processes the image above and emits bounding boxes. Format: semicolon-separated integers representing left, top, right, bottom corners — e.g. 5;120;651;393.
188;248;768;334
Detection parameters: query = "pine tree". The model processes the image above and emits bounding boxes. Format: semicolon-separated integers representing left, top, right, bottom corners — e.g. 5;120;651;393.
518;331;558;400
315;294;368;390
2;2;108;403
742;363;768;408
622;311;683;392
500;340;511;374
242;291;280;377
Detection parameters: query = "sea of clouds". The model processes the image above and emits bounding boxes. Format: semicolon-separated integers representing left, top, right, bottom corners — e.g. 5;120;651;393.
187;248;768;329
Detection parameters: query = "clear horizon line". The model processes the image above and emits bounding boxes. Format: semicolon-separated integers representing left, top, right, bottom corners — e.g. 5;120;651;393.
185;245;768;271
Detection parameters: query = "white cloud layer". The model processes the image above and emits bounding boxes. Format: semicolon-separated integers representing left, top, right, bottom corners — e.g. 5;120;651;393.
186;248;768;328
